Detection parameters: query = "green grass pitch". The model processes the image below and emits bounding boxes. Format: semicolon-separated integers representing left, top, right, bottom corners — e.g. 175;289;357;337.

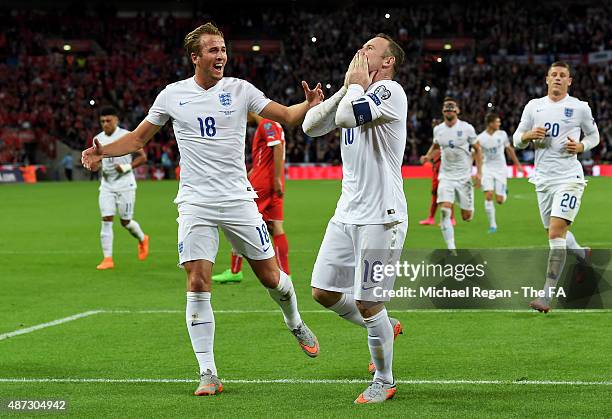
0;178;611;417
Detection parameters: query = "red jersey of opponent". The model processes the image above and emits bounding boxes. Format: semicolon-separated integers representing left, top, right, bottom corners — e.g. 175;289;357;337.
249;119;285;192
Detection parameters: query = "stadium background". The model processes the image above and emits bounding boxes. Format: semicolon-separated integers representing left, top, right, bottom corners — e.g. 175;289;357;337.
1;1;611;417
0;0;610;179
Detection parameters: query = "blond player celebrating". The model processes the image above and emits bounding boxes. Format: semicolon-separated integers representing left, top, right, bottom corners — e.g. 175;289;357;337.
513;61;599;313
303;34;407;404
82;22;323;396
94;106;149;270
422;98;482;251
477;112;524;233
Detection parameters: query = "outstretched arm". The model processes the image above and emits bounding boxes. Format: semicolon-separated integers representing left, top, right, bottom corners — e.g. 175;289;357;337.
260;81;324;127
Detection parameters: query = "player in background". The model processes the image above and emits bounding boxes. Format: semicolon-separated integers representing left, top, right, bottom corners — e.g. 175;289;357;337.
513;62;598;313
82;23;323;396
419;127;455;226
422;98;482;251
477;112;524;233
213;113;290;283
94;106;149;270
303;34;407;404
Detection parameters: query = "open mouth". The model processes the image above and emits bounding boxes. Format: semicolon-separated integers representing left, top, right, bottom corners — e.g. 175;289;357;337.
213;63;223;74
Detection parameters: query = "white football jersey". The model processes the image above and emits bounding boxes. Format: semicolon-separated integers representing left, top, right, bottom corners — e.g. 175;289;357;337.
96;127;136;192
433;119;477;181
145;76;271;204
513;95;598;187
333;80;408;224
477;129;509;176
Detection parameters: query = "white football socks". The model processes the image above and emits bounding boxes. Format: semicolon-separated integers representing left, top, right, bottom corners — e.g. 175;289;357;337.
124;220;145;242
484;200;496;228
364;308;394;384
186;292;216;376
440;207;456;250
267;270;302;330
565;231;586;261
100;221;113;258
328;294;366;328
542;238;567;305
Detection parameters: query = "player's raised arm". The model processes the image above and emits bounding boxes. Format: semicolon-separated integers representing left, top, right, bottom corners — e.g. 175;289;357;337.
260;81;324;127
302;54;359;137
82;120;161;171
335;52;404;129
335;52;377;128
302;86;348;137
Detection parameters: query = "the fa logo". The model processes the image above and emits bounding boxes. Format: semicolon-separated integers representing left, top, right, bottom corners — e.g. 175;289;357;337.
178;241;184;254
457;131;463;137
564;108;574;118
219;92;232;107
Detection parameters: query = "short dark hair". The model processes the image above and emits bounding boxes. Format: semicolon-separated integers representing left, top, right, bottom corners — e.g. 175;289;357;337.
99;106;118;117
443;97;459;107
549;61;571;76
485;112;499;125
375;33;405;76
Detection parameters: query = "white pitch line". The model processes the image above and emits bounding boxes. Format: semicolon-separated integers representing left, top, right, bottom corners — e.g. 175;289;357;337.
101;309;612;314
2;308;610;343
0;311;102;341
0;378;609;386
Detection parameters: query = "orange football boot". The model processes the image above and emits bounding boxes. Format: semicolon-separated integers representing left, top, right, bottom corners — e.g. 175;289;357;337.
96;257;114;270
138;235;149;261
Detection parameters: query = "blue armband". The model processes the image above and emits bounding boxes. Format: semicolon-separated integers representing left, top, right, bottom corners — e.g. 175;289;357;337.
351;99;372;126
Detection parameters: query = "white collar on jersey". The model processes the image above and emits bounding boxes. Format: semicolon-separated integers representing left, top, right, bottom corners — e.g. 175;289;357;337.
191;76;223;93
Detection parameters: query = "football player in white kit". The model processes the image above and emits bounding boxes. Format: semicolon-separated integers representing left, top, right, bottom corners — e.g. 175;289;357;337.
477;112;524;233
94;106;149;270
303;34;407;404
422;98;482;251
513;62;599;313
82;23;324;395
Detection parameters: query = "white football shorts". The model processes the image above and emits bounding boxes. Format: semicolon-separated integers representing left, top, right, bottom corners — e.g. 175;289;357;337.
482;170;507;198
311;219;407;302
536;182;585;228
99;189;136;219
177;200;275;265
436;178;474;211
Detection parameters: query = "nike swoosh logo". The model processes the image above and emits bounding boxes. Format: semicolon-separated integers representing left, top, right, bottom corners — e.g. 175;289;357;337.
179;100;193;106
191;321;211;326
263;246;271;252
361;285;378;291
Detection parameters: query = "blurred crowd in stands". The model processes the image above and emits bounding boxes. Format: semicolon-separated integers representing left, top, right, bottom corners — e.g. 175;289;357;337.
1;1;610;170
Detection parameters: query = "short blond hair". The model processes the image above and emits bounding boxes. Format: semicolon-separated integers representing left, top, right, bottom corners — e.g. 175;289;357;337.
184;22;224;59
